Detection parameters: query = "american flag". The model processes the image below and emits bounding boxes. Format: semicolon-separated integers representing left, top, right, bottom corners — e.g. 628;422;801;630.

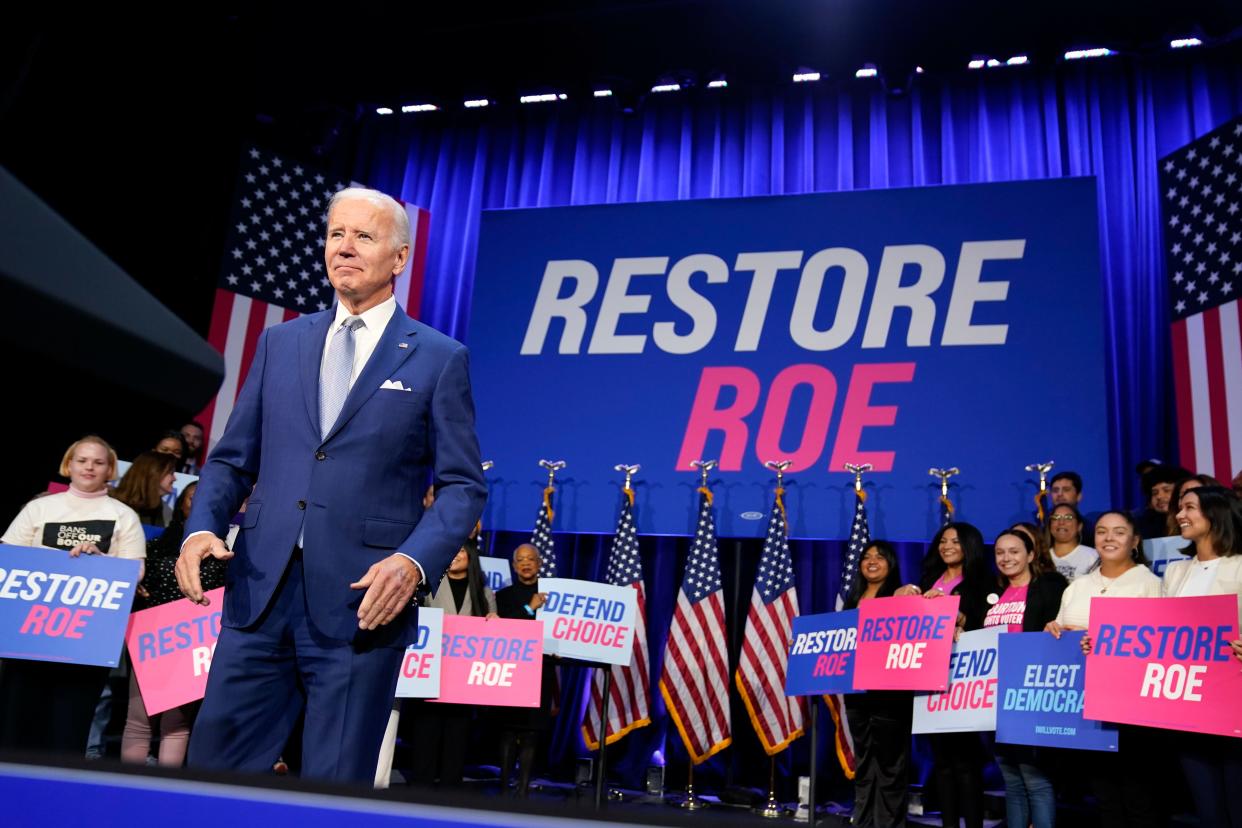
582;493;651;749
735;490;804;755
824;489;870;779
659;487;731;764
195;146;429;457
532;487;558;577
1162;117;1242;483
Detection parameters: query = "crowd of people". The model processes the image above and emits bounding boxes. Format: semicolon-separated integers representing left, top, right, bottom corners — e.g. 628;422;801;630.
845;467;1242;828
0;426;1239;826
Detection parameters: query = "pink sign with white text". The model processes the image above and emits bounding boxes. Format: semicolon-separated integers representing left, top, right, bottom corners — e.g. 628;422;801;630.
853;594;960;691
125;588;224;715
434;615;543;707
1085;595;1242;738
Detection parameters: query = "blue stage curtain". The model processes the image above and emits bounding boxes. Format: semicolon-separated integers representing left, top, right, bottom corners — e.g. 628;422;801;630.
355;52;1242;791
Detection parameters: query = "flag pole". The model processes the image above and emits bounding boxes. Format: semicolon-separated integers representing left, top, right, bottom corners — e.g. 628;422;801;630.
1024;460;1055;525
592;463;640;810
807;696;818;826
928;466;960;526
677;458;717;811
478;460;493;552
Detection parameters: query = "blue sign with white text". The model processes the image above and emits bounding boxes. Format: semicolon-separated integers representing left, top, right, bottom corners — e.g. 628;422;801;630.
996;630;1118;752
0;545;140;667
785;609;859;696
468;178;1108;539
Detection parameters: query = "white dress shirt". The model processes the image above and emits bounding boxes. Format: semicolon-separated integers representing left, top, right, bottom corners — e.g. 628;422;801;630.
321;294;397;391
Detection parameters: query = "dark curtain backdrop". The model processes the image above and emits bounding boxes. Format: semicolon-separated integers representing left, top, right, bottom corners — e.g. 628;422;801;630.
351;51;1242;792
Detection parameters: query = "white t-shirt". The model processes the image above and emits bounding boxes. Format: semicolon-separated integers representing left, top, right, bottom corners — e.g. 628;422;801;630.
1051;544;1099;582
2;491;146;559
1055;564;1162;629
1172;558;1222;597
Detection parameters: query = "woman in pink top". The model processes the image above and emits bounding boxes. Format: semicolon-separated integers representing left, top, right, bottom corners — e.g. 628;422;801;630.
987;529;1067;828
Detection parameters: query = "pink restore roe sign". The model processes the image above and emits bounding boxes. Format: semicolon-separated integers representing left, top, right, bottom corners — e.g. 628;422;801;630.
1085;595;1242;738
853;594;960;691
434;614;543;707
125;588;223;716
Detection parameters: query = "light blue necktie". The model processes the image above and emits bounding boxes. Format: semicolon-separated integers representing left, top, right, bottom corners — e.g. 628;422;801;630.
320;315;364;439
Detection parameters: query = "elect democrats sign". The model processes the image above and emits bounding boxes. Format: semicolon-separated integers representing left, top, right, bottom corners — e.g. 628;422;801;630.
468;179;1108;539
0;545;140;667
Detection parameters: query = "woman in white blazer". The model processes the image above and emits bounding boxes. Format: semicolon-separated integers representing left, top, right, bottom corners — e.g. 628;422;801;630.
1163;484;1242;828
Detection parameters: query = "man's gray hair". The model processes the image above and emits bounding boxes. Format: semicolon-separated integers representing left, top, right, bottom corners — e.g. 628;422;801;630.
326;186;411;249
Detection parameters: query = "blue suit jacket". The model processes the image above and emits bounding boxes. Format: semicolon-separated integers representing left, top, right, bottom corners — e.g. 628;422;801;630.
186;305;487;645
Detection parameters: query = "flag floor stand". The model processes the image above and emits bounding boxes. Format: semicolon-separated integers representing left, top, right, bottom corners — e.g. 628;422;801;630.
594;668;613;810
806;698;818;825
678;763;708;810
754;756;784;818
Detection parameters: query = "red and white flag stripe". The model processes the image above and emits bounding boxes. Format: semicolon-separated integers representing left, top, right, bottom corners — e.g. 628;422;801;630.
660;589;731;762
1171;299;1242;483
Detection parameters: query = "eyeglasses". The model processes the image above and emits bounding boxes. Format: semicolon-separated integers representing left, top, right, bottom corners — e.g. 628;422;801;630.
1049;514;1078;522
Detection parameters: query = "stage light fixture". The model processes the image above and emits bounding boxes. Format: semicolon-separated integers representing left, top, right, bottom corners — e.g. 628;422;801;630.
651;83;681;93
375;107;394;115
401;104;438;113
520;93;568;104
707;79;728;89
915;66;925;74
594;89;613;97
855;65;878;78
1170;38;1202;48
1006;55;1029;65
792;72;821;83
463;99;491;108
1064;47;1115;60
968;59;987;69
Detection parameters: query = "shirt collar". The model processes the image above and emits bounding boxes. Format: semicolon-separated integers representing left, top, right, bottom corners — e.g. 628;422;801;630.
333;293;397;333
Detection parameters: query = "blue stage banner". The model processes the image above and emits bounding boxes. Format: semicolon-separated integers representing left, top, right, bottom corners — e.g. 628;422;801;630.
468;179;1108;539
996;630;1118;752
0;545;140;667
786;609;858;696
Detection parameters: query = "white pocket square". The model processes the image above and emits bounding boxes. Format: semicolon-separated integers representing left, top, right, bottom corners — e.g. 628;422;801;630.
380;379;413;391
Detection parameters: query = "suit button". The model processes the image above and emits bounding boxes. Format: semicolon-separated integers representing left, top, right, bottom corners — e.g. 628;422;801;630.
297;500;306;510
315;451;326;461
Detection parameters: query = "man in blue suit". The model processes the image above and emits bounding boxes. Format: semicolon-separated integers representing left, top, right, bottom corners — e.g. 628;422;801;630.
176;187;486;783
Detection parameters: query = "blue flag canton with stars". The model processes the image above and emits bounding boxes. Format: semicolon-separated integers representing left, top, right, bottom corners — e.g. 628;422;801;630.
605;500;642;586
840;495;871;605
1159;118;1242;321
533;500;557;578
756;500;795;604
220;147;349;312
683;493;723;604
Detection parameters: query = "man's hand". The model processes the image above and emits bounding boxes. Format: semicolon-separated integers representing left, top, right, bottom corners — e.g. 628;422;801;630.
176;534;233;605
351;555;421;631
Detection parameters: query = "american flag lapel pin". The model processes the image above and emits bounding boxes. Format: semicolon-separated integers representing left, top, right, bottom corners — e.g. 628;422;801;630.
398;342;408;349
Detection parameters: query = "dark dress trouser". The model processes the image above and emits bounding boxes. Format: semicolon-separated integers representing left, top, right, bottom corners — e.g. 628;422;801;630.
846;692;911;828
187;555;404;783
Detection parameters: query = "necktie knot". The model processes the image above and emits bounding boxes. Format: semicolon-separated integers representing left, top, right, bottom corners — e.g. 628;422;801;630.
341;315;364;332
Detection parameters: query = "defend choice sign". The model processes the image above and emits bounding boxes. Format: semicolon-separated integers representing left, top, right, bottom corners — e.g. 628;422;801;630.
395;607;444;699
537;577;638;666
786;609;859;696
0;545;140;667
854;594;959;691
1085;595;1242;738
996;630;1118;752
480;556;512;593
912;626;1001;734
126;588;223;715
435;615;543;707
468;178;1109;540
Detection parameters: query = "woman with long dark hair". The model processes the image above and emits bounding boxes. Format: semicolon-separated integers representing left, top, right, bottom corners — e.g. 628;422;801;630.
1164;485;1242;828
896;522;993;828
843;541;910;827
112;450;177;527
391;537;497;789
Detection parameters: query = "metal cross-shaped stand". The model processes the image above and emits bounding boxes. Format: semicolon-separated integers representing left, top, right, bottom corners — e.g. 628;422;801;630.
1024;460;1055;492
928;466;959;498
539;458;567;486
845;462;874;493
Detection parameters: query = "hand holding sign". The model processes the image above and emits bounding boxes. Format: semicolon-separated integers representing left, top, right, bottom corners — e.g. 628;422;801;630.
175;533;234;605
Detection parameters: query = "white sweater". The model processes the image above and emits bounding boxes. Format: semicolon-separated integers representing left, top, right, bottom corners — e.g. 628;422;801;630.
2;490;146;559
1055;564;1161;629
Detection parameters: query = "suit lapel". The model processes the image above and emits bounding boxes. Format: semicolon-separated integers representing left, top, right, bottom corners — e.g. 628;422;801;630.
322;306;420;443
299;310;335;436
